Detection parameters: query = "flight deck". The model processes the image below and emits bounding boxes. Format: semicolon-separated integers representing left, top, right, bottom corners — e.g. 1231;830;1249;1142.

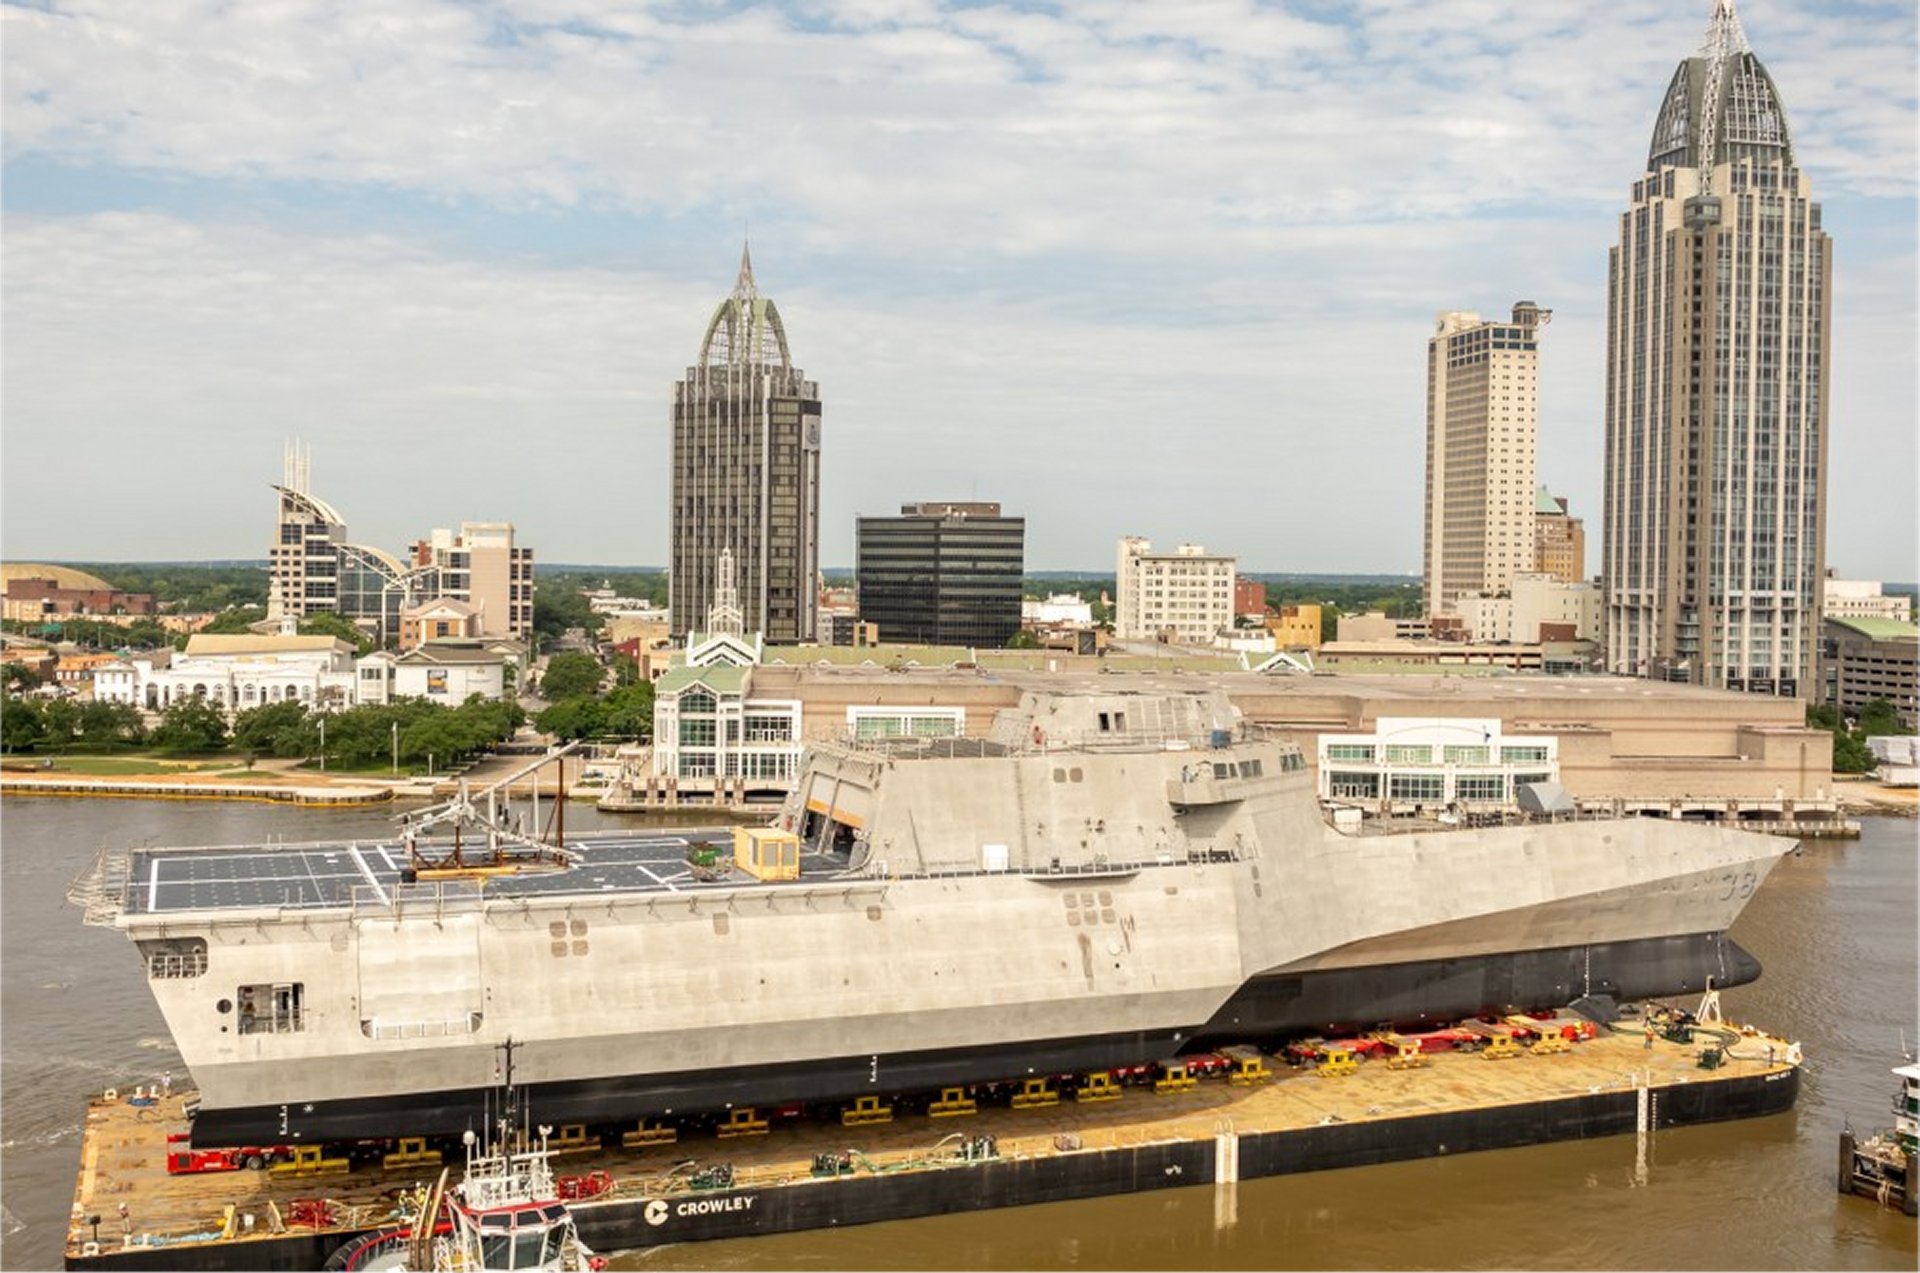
119;831;844;917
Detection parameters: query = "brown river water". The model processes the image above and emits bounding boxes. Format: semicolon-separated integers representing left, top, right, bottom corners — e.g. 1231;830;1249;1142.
2;797;1914;1271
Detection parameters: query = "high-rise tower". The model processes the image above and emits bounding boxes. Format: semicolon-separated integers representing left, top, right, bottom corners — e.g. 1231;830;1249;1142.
1604;0;1829;696
1423;302;1550;619
670;248;822;641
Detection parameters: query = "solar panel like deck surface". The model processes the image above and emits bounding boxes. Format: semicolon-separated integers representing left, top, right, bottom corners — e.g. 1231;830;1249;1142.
124;831;843;916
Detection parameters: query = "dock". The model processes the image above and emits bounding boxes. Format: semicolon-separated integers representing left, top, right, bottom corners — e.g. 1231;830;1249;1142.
66;1018;1801;1270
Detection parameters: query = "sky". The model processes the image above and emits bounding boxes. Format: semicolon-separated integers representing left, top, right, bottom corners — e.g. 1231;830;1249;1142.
2;0;1915;579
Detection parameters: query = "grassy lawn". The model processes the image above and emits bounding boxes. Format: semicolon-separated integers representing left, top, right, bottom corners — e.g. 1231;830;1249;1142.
22;748;249;775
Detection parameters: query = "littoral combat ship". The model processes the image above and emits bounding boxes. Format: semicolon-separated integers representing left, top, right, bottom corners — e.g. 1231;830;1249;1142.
73;688;1788;1147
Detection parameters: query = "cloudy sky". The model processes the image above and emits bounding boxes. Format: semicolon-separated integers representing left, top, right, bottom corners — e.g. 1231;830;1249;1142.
3;0;1915;578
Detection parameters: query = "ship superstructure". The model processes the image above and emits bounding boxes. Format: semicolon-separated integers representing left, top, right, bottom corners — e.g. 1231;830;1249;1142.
73;687;1790;1147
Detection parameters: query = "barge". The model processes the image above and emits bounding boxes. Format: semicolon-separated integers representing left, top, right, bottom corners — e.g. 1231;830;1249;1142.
1839;1063;1919;1215
66;1010;1802;1270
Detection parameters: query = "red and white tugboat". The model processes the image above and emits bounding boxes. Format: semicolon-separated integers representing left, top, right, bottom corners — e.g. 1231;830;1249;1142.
327;1046;606;1271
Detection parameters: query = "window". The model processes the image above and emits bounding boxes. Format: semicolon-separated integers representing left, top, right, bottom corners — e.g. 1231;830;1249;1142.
236;983;304;1034
1388;774;1444;801
1383;745;1432;764
1501;745;1549;764
1443;745;1490;764
679;717;716;747
1326;743;1374;762
1456;775;1506;802
1328;771;1379;798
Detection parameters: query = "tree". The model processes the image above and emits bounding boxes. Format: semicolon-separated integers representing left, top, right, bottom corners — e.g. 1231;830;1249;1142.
1858;698;1906;738
539;652;605;701
150;696;229;752
1;693;44;753
531;582;601;646
601;681;655;740
232;700;312;759
78;700;145;749
201;606;268;636
1005;629;1041;650
535;696;607;741
298;612;374;655
40;698;81;748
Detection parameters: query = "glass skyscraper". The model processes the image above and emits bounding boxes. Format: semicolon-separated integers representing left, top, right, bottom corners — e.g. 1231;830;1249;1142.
1604;0;1829;697
670;248;822;642
856;503;1025;648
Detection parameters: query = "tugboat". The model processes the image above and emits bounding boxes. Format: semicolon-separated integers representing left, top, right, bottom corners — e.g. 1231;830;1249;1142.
325;1046;607;1271
1839;1063;1920;1216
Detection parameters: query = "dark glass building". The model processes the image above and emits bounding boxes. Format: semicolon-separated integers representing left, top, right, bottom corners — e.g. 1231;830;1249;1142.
670;247;822;641
856;503;1025;648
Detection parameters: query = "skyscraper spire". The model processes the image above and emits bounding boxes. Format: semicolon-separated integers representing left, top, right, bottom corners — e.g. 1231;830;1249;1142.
1697;0;1751;61
1694;0;1753;195
733;240;757;302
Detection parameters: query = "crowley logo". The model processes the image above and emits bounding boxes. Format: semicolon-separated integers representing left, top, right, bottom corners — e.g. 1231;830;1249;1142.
643;1195;758;1226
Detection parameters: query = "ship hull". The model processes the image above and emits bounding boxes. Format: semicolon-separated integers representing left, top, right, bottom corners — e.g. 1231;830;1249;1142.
187;930;1760;1145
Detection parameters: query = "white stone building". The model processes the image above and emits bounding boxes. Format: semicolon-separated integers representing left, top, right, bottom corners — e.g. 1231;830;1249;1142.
94;635;359;712
1822;579;1913;623
1114;538;1236;644
357;642;513;706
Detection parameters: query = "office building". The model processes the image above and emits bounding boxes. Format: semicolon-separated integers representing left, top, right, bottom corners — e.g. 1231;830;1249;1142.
266;444;442;646
1423;303;1550;618
1821;616;1918;730
1533;486;1587;584
1114;538;1236;644
409;522;535;641
670;247;822;642
1603;0;1830;696
855;502;1024;648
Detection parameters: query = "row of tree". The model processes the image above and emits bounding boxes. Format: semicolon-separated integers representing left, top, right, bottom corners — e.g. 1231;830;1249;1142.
0;688;522;768
1;697;146;752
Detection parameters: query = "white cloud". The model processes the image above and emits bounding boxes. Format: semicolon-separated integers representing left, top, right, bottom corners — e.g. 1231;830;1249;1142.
1;1;1915;578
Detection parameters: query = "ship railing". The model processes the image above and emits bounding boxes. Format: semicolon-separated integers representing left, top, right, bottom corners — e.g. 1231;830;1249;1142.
1322;804;1654;836
812;724;1282;761
67;848;132;926
350;878;486;916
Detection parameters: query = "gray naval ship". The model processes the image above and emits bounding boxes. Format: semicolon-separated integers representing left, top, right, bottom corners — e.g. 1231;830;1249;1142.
73;687;1789;1147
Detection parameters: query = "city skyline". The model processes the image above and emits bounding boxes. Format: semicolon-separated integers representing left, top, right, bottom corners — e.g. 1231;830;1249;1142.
3;2;1914;579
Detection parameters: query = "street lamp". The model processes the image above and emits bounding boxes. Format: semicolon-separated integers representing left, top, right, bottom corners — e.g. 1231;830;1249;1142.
318;716;326;773
391;720;399;774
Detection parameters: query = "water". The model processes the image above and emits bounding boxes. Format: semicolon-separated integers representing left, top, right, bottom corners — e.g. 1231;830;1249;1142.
1;797;1913;1271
